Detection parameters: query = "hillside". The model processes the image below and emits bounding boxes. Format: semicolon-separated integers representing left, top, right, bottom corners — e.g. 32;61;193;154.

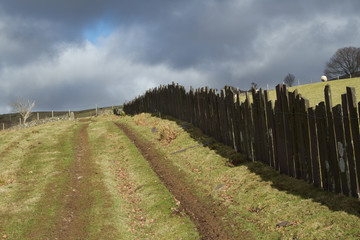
266;77;360;106
1;114;360;239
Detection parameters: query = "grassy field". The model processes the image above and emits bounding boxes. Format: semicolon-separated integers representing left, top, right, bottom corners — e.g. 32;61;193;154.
0;116;198;239
1;114;360;239
266;77;360;107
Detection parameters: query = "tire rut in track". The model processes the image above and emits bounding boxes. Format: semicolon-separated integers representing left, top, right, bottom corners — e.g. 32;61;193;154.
115;122;237;240
52;124;95;239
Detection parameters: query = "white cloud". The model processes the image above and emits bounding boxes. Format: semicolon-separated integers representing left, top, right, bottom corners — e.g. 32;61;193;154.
0;33;208;112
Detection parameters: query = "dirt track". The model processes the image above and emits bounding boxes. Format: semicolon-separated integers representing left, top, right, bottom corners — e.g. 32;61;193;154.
115;122;236;240
44;123;96;239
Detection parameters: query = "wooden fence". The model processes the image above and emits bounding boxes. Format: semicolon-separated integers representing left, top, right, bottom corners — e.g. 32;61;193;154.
123;83;360;198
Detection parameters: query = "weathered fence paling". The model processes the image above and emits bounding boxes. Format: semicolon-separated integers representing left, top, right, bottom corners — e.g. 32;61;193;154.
123;83;360;198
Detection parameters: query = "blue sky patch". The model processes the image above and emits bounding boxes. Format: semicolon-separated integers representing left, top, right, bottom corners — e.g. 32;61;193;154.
83;20;114;44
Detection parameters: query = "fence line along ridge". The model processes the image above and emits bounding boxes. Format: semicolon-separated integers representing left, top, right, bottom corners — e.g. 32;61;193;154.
123;83;360;198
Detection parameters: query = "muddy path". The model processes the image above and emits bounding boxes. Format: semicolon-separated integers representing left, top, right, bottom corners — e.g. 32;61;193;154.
27;123;104;239
114;122;239;240
52;124;94;239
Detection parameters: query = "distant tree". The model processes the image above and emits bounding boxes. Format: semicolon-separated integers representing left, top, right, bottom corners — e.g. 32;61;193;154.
324;46;360;80
284;73;295;87
11;98;35;124
251;82;258;90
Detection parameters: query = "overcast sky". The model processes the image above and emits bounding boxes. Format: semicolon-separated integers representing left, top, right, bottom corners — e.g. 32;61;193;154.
0;1;359;113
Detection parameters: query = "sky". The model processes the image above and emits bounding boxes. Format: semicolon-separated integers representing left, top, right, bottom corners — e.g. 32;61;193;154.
0;0;360;113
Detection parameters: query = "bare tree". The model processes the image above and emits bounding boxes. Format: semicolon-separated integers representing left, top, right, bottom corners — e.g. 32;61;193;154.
284;73;295;87
324;46;360;80
12;98;35;124
251;82;258;90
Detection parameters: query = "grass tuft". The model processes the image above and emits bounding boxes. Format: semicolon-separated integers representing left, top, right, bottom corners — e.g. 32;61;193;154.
157;125;178;144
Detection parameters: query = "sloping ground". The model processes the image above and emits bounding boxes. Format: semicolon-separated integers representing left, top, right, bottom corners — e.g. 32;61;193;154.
265;77;360;106
1;114;360;239
117;113;360;239
0;117;198;239
115;122;243;240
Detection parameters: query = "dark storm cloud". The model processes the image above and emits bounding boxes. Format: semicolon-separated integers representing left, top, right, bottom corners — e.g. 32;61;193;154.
0;0;360;113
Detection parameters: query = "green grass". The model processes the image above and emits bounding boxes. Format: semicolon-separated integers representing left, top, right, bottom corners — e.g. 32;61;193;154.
2;112;360;239
88;117;199;239
0;120;78;239
266;77;360;107
118;113;360;239
0;116;199;239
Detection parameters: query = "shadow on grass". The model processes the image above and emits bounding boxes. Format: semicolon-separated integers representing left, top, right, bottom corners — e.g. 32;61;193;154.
150;112;360;219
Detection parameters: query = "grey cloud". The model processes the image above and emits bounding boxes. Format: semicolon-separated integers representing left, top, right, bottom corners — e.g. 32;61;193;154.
1;0;360;113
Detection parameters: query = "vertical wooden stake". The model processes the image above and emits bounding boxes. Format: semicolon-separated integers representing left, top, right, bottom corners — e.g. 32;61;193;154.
96;104;98;116
52;110;54;118
68;109;70;117
37;112;39;120
19;118;22;125
324;85;341;193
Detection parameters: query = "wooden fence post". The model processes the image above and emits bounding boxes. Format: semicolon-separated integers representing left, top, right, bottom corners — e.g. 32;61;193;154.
290;90;301;179
275;84;292;175
324;85;341;193
308;107;321;188
274;86;285;173
315;102;330;191
301;98;313;182
265;91;276;168
346;87;360;197
257;89;270;165
244;92;254;161
341;94;358;197
333;104;350;195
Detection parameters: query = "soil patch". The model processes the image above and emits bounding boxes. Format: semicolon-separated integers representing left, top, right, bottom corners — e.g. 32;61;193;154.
115;122;249;240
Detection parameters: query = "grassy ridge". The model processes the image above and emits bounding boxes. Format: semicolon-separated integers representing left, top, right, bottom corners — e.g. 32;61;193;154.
118;113;360;239
88;117;199;239
266;77;360;106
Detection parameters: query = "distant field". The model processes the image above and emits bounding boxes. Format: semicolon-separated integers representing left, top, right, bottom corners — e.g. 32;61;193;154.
266;77;360;107
0;105;122;129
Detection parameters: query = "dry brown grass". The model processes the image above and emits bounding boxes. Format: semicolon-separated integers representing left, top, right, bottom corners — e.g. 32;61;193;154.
134;113;148;126
158;125;178;144
0;174;15;186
